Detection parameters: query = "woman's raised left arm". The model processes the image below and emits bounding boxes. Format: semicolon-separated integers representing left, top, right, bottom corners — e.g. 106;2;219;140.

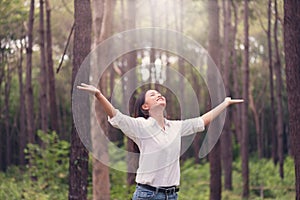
201;97;243;126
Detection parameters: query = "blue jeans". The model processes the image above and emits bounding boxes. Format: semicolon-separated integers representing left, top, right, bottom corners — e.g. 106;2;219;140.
132;185;178;200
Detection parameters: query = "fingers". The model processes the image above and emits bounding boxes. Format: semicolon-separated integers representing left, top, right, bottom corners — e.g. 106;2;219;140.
77;83;92;89
77;83;93;91
80;83;89;87
76;85;86;90
225;97;244;105
230;99;244;104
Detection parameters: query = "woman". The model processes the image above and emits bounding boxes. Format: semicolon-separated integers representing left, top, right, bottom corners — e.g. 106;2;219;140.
77;83;243;200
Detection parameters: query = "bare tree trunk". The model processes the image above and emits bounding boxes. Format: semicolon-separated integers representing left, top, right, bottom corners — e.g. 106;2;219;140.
25;0;35;144
68;0;92;199
208;0;222;199
221;0;233;190
284;0;300;197
45;0;59;133
192;71;201;164
92;0;114;199
18;40;26;165
126;0;138;186
231;1;242;144
0;51;3;170
268;0;277;165
241;0;249;198
5;57;11;169
249;90;263;158
39;0;48;132
93;95;110;200
274;0;284;179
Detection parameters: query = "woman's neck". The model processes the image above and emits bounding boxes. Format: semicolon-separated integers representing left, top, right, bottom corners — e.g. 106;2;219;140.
149;108;165;129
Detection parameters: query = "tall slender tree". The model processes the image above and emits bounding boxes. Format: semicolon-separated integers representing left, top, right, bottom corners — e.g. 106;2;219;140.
284;0;300;198
0;44;3;169
221;0;233;190
126;0;138;186
25;0;35;144
241;0;249;197
4;56;11;168
249;88;264;158
18;39;26;165
207;0;222;199
91;0;113;199
45;0;59;133
39;0;48;132
69;0;92;199
231;1;242;144
268;0;277;165
273;0;284;179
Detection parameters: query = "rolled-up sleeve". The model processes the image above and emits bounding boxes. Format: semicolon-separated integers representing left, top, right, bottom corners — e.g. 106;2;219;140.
180;117;205;136
108;110;144;140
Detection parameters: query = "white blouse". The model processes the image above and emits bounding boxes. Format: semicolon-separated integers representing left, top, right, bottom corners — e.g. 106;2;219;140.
108;110;205;187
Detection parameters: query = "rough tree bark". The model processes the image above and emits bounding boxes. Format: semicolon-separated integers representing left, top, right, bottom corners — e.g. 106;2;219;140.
241;0;249;198
221;0;233;190
68;0;92;199
284;0;300;198
207;0;222;199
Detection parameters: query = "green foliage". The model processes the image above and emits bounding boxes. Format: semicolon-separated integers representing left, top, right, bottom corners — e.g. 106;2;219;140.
0;131;70;200
178;157;295;200
0;0;27;39
179;159;210;200
0;132;295;199
109;168;136;200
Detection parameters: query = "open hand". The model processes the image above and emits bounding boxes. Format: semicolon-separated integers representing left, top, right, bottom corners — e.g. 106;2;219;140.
77;83;101;96
224;97;244;105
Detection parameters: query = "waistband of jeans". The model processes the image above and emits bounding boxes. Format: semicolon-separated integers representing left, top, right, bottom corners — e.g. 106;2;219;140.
137;183;179;194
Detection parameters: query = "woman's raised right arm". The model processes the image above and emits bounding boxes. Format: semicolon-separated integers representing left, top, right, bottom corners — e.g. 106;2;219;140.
77;83;116;118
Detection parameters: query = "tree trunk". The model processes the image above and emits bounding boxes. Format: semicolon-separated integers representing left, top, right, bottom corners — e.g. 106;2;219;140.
126;0;138;186
39;0;48;132
92;0;114;199
91;1;105;198
208;0;222;199
68;0;92;199
0;52;3;170
249;90;263;158
274;0;284;180
5;57;11;169
18;40;26;165
268;0;277;165
241;0;249;198
284;0;300;198
192;71;201;164
221;0;233;190
25;0;35;144
231;1;242;144
45;0;59;133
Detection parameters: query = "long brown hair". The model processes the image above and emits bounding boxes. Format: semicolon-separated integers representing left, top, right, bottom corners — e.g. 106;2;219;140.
133;90;149;119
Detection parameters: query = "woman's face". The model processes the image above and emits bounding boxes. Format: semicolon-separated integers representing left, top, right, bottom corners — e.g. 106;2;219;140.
142;90;166;111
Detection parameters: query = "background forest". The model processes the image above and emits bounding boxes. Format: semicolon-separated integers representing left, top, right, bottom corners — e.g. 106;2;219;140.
0;0;300;199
